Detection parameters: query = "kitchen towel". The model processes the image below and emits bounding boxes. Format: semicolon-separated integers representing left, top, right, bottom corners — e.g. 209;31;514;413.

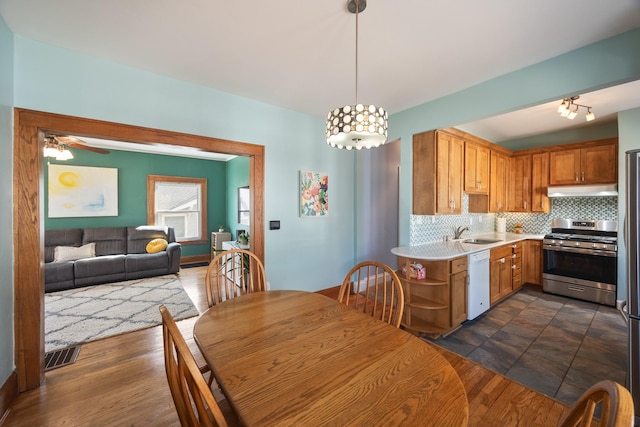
497;217;506;233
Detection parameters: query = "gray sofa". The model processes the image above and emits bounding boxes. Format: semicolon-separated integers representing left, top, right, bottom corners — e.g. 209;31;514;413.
45;226;181;293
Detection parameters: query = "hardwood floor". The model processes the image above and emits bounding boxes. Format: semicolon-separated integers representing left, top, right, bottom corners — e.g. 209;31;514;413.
3;266;570;426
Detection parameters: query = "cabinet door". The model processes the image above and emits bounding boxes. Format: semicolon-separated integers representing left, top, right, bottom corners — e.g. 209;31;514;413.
448;135;464;214
464;142;489;194
490;258;502;304
582;143;617;184
499;256;512;297
489;151;508;212
549;149;581;185
531;153;550;213
508;154;532;212
523;240;543;285
450;270;467;326
435;132;452;214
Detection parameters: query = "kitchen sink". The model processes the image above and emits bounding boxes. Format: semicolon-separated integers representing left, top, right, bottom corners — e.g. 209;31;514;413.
462;238;503;245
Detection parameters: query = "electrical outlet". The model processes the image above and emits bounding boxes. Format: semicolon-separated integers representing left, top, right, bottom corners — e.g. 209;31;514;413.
417;216;423;225
431;216;436;224
479;216;482;223
469;217;473;225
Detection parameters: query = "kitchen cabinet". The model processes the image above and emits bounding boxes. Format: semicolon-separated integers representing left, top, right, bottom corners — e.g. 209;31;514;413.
464;141;490;194
531;152;550;213
490;245;512;304
549;140;617;185
397;255;467;337
511;242;523;291
489;150;509;212
508;154;532;212
413;130;464;215
523;240;543;285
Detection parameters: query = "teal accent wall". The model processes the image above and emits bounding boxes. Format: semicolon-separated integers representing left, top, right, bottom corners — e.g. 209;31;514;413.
225;156;250;239
0;15;14;387
44;148;228;257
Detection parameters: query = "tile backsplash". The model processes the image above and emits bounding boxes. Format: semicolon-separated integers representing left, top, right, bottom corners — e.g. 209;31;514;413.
410;195;618;245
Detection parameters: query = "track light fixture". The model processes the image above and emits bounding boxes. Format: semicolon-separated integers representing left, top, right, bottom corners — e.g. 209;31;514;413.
557;96;595;122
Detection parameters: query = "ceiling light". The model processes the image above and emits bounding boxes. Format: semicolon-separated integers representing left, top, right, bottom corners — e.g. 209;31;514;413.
557;96;595;122
326;0;387;150
43;136;74;160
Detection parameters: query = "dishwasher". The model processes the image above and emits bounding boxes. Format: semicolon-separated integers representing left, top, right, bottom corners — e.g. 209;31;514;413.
467;250;490;320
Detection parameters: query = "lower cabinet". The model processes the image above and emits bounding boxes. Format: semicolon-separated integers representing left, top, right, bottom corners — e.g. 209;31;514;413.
490;245;512;304
511;242;523;291
397;255;468;337
523;239;543;285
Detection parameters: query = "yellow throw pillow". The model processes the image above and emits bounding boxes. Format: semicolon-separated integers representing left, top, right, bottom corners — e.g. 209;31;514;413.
146;238;168;253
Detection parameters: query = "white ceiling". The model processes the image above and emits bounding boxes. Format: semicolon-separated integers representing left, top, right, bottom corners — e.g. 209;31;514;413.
2;0;640;146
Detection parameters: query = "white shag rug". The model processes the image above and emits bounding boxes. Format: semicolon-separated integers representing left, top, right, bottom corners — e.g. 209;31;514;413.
45;274;199;352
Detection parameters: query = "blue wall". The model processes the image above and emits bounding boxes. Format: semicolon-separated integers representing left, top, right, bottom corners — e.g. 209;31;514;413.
4;20;640;390
0;16;14;389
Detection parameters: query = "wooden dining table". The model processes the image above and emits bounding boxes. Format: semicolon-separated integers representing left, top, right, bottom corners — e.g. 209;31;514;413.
194;290;469;426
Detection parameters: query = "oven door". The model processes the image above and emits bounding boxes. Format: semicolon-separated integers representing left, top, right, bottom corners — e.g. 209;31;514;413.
543;245;617;286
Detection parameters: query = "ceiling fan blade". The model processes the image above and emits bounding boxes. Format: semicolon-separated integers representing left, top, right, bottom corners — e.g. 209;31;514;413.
51;135;110;154
66;142;110;154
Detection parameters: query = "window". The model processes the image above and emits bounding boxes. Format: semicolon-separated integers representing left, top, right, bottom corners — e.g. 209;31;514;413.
147;175;207;244
238;186;250;226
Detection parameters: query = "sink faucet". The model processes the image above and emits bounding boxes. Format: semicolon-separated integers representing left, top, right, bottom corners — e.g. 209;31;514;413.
454;226;470;239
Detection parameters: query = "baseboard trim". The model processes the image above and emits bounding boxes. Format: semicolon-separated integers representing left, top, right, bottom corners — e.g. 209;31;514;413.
0;371;18;424
180;254;210;266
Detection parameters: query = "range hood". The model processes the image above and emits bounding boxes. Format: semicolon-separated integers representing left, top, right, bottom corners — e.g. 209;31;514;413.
547;184;618;197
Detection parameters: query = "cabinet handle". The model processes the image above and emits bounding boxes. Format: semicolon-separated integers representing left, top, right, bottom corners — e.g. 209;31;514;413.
512;254;517;258
575;172;579;182
511;244;517;249
512;265;517;270
524;201;527;210
581;171;585;182
500;258;505;264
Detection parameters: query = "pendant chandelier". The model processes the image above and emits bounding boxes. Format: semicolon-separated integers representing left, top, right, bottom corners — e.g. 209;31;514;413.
326;0;388;150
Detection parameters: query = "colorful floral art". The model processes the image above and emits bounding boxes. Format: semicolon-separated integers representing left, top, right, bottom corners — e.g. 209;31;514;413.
300;171;329;217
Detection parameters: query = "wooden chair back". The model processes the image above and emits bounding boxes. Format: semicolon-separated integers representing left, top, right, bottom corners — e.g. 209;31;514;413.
205;249;267;307
558;380;634;427
159;305;229;427
338;261;405;328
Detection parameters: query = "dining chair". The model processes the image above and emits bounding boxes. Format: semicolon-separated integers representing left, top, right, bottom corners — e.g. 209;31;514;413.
159;305;236;427
558;380;634;427
205;249;267;307
338;261;405;328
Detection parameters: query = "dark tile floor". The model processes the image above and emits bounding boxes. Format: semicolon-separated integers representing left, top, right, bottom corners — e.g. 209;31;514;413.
426;284;628;406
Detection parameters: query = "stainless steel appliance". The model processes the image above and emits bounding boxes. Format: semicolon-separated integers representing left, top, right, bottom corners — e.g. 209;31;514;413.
542;218;617;306
626;149;640;423
467;250;490;320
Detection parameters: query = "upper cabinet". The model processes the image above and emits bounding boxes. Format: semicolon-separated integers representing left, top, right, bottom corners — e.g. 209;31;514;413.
413;130;464;215
464;142;490;194
549;139;617;186
508;154;532;212
489;150;509;212
531;152;550;213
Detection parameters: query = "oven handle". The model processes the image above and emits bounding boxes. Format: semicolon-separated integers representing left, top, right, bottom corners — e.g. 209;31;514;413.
542;244;617;257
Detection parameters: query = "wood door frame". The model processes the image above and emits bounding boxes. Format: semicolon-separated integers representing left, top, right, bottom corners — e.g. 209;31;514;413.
13;108;265;391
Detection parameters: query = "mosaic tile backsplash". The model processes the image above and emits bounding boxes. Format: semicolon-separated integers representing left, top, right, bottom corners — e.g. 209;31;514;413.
410;195;618;245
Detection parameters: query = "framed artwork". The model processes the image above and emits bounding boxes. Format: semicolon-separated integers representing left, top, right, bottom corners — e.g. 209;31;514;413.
300;170;328;217
48;164;119;218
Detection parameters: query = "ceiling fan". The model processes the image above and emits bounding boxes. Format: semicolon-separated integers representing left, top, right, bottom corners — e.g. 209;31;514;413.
43;134;109;160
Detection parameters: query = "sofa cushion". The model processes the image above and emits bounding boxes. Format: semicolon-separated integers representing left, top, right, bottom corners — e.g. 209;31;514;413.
126;252;169;274
44;262;75;292
45;228;83;263
127;226;173;254
53;243;96;263
83;227;127;256
74;255;126;287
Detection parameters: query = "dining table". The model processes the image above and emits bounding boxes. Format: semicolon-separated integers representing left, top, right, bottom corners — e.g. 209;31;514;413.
193;290;469;426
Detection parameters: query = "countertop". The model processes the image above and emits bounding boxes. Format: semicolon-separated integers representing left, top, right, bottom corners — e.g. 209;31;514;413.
391;232;545;261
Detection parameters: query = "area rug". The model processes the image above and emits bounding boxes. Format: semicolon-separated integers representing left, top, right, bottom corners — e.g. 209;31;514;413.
45;274;199;352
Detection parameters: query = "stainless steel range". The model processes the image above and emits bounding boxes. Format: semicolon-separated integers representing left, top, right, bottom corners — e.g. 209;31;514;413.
542;218;617;306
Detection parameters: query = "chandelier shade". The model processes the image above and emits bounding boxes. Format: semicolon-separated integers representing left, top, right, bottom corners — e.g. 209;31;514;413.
326;0;387;150
326;103;388;150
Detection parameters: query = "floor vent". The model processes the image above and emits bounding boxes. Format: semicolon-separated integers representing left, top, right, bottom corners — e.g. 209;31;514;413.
45;346;81;371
